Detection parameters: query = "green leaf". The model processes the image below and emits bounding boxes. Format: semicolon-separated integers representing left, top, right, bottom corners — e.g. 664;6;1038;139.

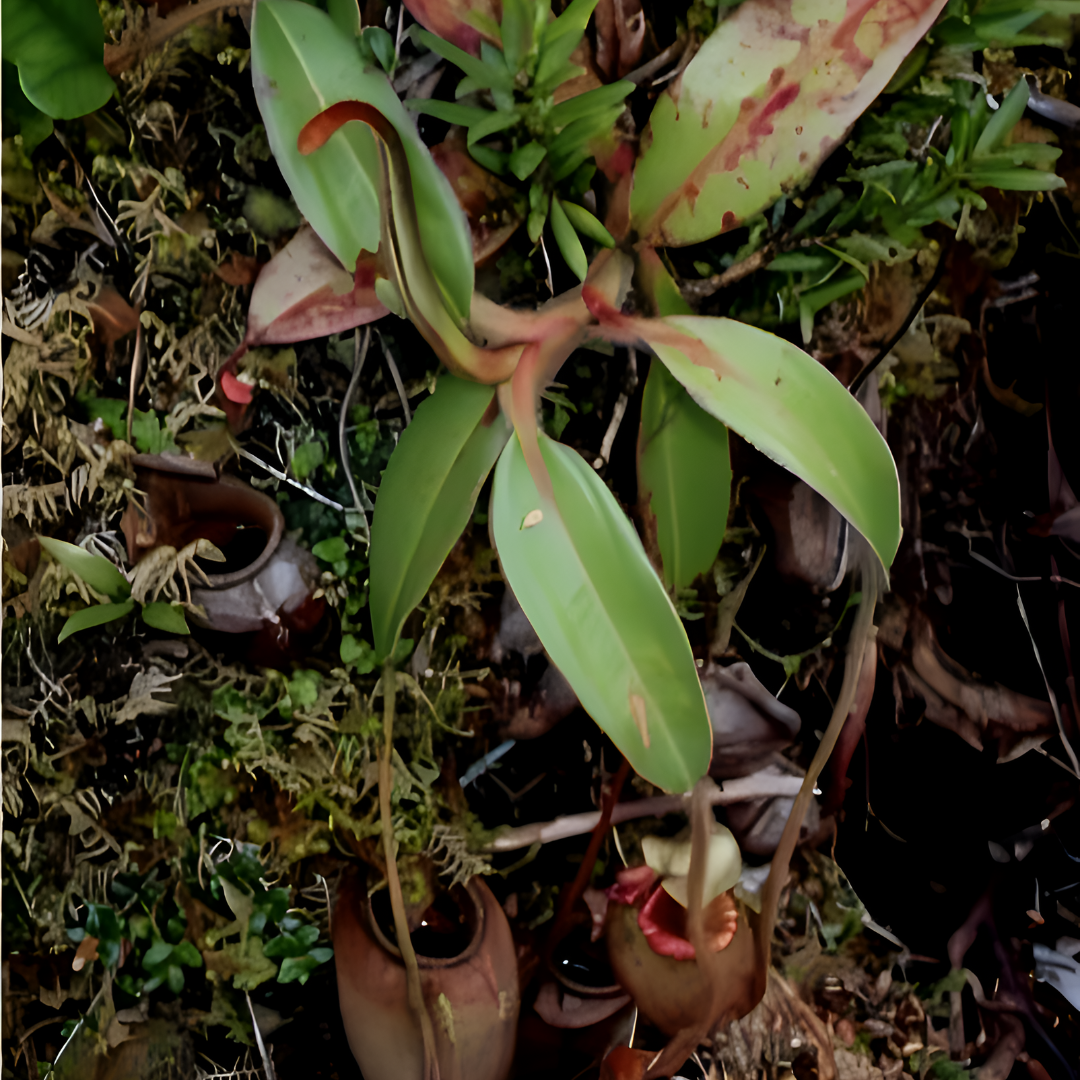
312;535;349;563
535;0;599;90
340;634;378;673
548;80;632;129
38;537;130;599
290;439;325;480
973;77;1029;156
141;603;190;635
1;61;54;152
966;168;1065;192
509;140;547;181
1;0;114;120
328;0;361;38
370;377;510;658
550;198;588;281
264;924;320;957
465;108;522;146
363;26;396;72
58;600;135;643
414;27;514;93
558;200;615;248
143;940;175;969
631;0;950;245
638;315;901;569
638;362;732;591
277;948;333;984
252;0;474;321
85;904;123;967
797;271;865;344
404;99;493;128
492;433;712;792
131;409;178;455
500;0;533;74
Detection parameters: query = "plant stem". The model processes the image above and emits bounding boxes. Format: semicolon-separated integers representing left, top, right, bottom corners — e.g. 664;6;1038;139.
378;659;441;1080
758;555;882;946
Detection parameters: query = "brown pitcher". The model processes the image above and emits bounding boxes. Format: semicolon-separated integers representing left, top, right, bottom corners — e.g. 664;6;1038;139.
334;871;519;1080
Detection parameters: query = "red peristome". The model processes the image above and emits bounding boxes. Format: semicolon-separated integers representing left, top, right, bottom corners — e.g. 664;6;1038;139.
605;865;657;906
638;886;696;960
220;368;254;404
298;100;395;155
638;886;740;959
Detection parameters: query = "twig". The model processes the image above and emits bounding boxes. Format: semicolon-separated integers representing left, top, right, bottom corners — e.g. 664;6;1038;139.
377;332;412;426
483;770;804;852
624;37;689;86
593;348;637;469
848;249;947;396
126;316;143;444
548;755;632;955
680;247;776;301
245;991;278;1080
338;327;375;527
125;261;151;444
378;661;441;1080
104;0;252;75
1016;586;1080;776
757;556;882;947
232;445;345;511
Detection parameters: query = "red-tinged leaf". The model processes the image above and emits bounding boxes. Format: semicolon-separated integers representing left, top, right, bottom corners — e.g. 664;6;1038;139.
582;290;900;570
245;225;388;347
299;98;524;385
631;0;950;246
253;1;475;321
402;0;502;56
430;137;522;265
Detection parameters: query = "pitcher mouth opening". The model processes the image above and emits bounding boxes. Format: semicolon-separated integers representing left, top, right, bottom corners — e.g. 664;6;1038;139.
548;922;624;999
365;877;487;970
123;456;285;590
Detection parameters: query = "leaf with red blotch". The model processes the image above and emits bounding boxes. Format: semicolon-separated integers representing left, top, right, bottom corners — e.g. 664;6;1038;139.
402;0;502;56
429;137;522;265
244;225;388;347
631;0;950;246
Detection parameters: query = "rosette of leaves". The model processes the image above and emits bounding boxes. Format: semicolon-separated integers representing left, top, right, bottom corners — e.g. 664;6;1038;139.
403;0;629;279
206;842;333;988
37;536;191;641
247;0;1069;796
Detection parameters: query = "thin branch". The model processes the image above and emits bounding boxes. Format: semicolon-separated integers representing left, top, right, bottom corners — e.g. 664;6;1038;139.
245;991;278;1080
104;0;252;75
339;327;375;529
377;332;412;426
484;770;804;852
1016;586;1080;776
232;446;345;511
848;249;947;395
679;246;776;301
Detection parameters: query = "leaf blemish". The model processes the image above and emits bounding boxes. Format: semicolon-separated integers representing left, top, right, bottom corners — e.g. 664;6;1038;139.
629;692;650;748
521;509;543;529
